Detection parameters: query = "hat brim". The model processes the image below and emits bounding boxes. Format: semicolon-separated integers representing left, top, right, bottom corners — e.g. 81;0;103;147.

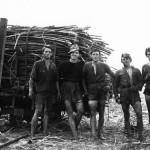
68;49;79;54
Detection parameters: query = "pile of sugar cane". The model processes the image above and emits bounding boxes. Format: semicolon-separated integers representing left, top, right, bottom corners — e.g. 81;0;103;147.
2;25;113;89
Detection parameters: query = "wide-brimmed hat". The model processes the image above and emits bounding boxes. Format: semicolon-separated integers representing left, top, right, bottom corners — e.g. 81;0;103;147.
68;44;79;53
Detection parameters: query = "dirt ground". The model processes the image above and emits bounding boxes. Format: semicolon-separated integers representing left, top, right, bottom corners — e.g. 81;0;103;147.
1;92;150;150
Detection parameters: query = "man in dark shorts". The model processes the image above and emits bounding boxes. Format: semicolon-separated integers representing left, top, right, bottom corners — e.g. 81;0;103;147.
142;47;150;124
114;53;143;141
82;49;115;140
28;46;60;139
59;44;84;139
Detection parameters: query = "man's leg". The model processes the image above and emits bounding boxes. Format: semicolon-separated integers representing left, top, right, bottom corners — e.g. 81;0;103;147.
145;94;150;124
43;105;51;136
65;100;78;138
121;103;131;137
132;101;143;141
88;100;98;138
75;101;84;130
31;105;42;137
98;100;106;140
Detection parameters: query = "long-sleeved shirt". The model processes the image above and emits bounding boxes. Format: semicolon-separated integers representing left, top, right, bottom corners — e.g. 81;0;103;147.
83;61;115;85
114;66;143;96
59;60;85;83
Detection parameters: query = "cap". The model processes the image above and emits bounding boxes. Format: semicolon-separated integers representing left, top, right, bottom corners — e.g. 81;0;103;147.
68;44;79;53
121;53;132;62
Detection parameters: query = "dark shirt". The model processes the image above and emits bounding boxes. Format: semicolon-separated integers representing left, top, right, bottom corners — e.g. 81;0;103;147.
83;61;115;85
114;66;143;96
59;60;85;83
142;64;150;89
30;59;58;94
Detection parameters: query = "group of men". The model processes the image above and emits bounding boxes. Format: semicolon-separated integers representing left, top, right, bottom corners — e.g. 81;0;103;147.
28;44;150;142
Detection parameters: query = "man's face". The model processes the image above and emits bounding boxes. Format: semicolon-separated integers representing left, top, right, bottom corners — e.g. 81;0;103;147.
91;51;100;62
43;48;52;59
147;52;150;60
121;57;131;67
70;50;79;60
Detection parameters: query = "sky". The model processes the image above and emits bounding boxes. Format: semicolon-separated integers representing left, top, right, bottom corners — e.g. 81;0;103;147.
0;0;150;70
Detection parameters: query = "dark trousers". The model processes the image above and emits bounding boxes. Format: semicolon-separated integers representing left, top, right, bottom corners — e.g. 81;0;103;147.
121;101;143;135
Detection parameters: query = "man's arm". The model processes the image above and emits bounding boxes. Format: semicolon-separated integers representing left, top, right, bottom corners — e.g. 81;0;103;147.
56;81;61;100
142;65;150;83
130;68;144;91
82;64;88;95
105;64;116;92
28;77;35;98
28;62;37;98
113;70;121;104
54;63;61;100
82;79;88;95
58;62;65;82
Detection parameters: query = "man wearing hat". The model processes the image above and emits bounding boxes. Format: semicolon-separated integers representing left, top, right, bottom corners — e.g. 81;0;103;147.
59;44;85;139
114;53;143;141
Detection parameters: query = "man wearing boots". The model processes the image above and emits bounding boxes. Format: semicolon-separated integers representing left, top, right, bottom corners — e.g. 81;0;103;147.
28;45;60;140
59;44;84;139
114;53;143;141
82;49;115;140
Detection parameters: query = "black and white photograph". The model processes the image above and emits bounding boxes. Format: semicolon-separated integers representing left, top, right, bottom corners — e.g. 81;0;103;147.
0;0;150;149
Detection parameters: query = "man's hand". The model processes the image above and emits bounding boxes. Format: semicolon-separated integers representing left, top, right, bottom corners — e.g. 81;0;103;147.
115;95;120;104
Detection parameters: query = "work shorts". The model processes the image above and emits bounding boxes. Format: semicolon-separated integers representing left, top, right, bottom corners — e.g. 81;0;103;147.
120;88;141;105
88;83;106;101
60;82;83;104
35;93;56;113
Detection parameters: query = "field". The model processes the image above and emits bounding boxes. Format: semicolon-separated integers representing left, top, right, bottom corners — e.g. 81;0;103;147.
1;92;150;150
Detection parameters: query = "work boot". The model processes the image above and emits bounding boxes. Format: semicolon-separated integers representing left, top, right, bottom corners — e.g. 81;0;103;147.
90;133;98;140
137;134;143;142
126;128;132;138
98;132;106;140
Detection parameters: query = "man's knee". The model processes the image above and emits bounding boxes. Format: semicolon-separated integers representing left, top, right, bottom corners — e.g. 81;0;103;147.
88;101;97;115
76;102;84;114
35;105;43;115
88;100;97;107
64;100;74;115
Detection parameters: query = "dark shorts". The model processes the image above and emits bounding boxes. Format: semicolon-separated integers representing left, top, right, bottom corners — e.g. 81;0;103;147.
120;88;141;104
88;83;106;101
35;93;56;113
144;88;150;96
60;82;82;104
